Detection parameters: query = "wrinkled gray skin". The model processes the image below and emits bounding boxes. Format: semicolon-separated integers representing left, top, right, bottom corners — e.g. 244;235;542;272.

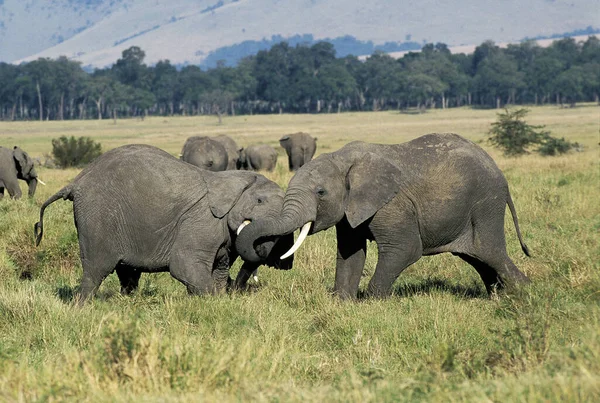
213;135;242;170
0;146;39;200
35;144;294;304
279;132;317;171
237;133;531;299
240;144;278;171
181;136;228;171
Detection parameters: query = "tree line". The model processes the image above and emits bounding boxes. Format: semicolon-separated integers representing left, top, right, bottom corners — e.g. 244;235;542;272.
0;36;598;121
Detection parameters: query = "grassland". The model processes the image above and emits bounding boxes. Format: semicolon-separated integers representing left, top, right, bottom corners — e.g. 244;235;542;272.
0;105;599;402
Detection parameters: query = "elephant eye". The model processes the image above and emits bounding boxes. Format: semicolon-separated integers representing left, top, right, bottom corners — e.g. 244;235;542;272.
316;187;327;197
257;197;263;204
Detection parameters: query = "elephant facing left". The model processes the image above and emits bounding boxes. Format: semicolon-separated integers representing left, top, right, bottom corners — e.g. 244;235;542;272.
0;146;41;199
34;144;294;304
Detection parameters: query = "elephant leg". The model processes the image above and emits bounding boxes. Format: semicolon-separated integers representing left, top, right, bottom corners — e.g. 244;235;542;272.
115;264;142;295
367;213;422;298
5;179;22;199
333;219;367;299
0;186;4;200
460;204;531;293
212;251;230;293
234;262;260;289
79;257;117;305
455;251;530;294
170;250;215;295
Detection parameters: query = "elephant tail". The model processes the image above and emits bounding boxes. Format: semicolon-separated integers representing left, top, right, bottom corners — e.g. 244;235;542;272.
34;186;73;247
507;192;530;257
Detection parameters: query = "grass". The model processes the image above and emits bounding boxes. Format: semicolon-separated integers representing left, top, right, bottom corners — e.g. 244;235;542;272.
0;105;599;401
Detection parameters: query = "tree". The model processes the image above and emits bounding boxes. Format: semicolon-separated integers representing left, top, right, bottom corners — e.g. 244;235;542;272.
489;108;548;156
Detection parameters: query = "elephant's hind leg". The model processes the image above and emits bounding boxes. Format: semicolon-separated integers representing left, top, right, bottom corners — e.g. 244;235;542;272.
79;256;118;305
459;205;530;293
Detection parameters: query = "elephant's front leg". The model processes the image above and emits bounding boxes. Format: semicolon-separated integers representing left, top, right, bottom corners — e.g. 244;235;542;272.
233;261;260;290
212;251;230;293
366;211;422;298
333;219;367;299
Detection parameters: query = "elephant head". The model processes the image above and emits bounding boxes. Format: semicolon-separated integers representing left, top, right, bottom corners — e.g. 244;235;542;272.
209;171;295;270
180;136;229;171
13;146;40;197
236;150;402;262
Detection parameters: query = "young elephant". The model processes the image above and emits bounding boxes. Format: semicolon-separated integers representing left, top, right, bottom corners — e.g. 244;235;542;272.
35;144;293;303
0;146;44;199
240;144;278;171
279;132;317;171
237;133;531;299
180;136;229;171
213;135;242;170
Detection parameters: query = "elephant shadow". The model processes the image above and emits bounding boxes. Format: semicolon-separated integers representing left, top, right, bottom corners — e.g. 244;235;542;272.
355;278;487;300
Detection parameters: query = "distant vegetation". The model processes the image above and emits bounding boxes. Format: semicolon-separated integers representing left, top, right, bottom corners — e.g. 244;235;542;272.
51;136;102;168
0;36;598;120
488;108;578;156
201;34;421;68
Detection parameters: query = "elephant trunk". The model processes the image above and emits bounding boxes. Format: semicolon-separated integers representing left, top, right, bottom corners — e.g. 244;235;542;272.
236;188;316;262
27;177;38;198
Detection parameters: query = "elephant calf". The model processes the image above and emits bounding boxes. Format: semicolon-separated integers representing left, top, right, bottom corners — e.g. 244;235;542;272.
237;133;531;299
35;144;293;304
240;144;278;171
0;146;43;200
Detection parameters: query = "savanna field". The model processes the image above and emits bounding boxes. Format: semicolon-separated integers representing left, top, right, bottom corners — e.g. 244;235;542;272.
0;105;599;401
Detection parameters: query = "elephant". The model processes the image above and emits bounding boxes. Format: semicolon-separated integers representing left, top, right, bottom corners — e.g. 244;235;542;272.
0;146;44;200
237;133;531;300
240;144;278;171
180;136;229;171
34;144;294;304
279;132;317;171
213;134;242;170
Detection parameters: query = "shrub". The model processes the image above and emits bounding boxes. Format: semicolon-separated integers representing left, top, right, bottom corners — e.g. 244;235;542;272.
51;136;102;168
488;108;549;156
488;108;577;156
538;136;578;156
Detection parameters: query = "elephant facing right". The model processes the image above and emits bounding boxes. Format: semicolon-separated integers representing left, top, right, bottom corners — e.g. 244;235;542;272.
237;133;531;299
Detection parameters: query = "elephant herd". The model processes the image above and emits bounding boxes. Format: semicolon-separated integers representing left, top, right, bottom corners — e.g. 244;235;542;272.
8;131;533;305
180;132;317;172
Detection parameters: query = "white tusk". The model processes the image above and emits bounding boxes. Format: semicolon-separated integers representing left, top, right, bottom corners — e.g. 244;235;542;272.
37;178;47;186
236;220;251;235
253;275;259;283
280;222;312;260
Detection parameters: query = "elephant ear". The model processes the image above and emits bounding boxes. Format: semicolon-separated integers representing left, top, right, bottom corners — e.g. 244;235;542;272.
204;172;257;218
345;153;403;228
13;146;32;177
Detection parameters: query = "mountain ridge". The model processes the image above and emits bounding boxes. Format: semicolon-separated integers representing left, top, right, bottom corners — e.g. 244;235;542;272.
1;0;598;67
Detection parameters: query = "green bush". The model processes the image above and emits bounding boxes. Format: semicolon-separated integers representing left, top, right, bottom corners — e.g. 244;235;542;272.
538;136;578;156
488;108;577;157
51;136;102;168
488;108;549;156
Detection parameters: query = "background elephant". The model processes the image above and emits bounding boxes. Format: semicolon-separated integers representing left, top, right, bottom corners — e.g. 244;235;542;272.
213;134;242;170
35;144;294;303
237;133;531;299
279;132;317;171
180;136;228;171
240;144;278;171
0;146;41;199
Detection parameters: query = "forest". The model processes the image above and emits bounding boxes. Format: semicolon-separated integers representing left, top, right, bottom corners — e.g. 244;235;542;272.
0;36;598;121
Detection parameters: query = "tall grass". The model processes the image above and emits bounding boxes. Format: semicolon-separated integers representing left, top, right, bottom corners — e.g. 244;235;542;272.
0;105;598;401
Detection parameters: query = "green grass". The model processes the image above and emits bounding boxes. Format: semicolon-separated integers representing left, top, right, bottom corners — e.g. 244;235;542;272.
1;105;599;401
